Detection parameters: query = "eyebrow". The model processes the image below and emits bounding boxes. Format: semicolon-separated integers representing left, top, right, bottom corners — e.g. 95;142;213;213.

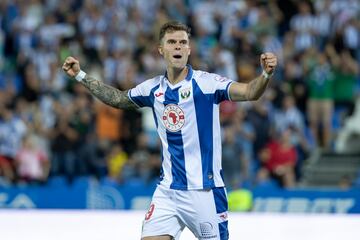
166;39;188;44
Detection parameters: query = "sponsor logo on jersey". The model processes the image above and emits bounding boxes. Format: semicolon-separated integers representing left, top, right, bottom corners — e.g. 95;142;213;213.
162;104;185;132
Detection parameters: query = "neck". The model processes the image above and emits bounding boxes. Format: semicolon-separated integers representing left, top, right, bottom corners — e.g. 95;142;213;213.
166;66;188;85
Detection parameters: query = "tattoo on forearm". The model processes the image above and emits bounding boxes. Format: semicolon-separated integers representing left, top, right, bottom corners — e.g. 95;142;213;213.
81;75;138;109
246;75;270;101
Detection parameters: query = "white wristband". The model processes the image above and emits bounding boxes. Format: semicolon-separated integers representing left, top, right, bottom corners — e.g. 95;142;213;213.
75;70;86;82
262;70;273;80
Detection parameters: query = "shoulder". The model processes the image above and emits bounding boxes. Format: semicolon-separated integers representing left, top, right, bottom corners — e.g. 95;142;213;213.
193;70;231;83
132;75;162;95
193;70;217;80
139;75;162;88
192;69;233;94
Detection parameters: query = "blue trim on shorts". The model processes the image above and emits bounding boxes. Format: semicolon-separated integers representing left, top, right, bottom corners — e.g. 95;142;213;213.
218;221;229;240
213;187;228;213
213;187;229;240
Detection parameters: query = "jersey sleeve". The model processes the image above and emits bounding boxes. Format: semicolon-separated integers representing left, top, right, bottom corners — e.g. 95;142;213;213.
128;77;159;108
196;71;235;104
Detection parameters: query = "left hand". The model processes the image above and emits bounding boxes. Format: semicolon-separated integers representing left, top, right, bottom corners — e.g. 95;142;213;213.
260;52;277;75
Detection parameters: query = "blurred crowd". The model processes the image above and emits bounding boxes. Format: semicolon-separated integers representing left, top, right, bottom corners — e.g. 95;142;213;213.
0;0;359;190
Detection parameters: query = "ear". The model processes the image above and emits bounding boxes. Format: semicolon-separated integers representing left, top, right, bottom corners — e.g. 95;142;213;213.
158;45;163;56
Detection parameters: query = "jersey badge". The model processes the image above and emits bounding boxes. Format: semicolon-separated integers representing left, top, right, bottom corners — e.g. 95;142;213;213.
180;87;191;100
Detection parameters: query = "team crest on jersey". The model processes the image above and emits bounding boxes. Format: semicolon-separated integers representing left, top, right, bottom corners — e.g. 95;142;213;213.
162;104;185;132
179;87;191;100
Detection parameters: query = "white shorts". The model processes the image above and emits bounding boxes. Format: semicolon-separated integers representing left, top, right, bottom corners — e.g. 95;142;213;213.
141;184;229;240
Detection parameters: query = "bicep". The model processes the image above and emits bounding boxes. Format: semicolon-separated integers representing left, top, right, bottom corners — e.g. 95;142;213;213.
229;82;248;101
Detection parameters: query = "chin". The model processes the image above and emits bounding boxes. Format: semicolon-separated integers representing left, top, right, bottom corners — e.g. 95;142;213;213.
171;63;187;69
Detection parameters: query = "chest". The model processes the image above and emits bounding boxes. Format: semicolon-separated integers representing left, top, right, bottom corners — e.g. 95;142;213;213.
154;81;195;106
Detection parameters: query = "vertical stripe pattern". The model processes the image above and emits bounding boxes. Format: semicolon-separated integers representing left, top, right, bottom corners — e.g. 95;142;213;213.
164;86;187;189
128;66;234;190
192;80;214;189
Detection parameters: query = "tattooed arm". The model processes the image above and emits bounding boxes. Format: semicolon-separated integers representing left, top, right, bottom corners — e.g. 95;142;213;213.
229;52;277;101
62;56;138;109
80;75;137;109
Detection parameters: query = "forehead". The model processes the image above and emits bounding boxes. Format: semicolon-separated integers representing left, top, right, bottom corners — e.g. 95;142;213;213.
163;30;189;41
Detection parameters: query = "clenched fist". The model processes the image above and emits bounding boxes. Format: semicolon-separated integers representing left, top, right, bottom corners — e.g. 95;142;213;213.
260;52;277;75
62;56;81;78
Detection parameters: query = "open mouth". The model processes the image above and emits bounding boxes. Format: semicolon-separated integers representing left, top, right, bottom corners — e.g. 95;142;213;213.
173;55;182;59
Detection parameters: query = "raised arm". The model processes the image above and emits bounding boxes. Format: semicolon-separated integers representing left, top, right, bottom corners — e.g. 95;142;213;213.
62;56;138;109
229;52;277;101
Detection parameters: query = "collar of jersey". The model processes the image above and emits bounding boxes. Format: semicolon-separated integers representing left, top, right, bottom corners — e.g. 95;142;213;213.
164;64;193;83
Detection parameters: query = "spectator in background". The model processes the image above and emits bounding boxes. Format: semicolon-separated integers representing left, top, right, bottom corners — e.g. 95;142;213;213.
95;100;123;143
250;5;278;42
283;56;308;114
0;155;15;186
259;128;297;188
0;105;27;162
77;136;110;180
290;1;315;52
338;174;352;190
313;0;332;50
106;144;128;183
124;146;163;186
78;4;107;64
275;95;309;179
15;134;49;184
222;123;244;190
326;45;359;118
123;133;153;184
303;48;335;148
274;94;305;134
163;0;188;24
19;63;41;103
247;98;273;161
147;149;162;183
210;44;238;82
49;103;79;182
233;107;255;183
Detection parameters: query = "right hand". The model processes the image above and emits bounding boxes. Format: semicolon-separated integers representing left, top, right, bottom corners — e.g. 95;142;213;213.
260;52;277;75
62;56;81;78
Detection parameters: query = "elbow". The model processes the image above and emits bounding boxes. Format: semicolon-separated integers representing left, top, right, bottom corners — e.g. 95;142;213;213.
247;94;261;101
245;84;261;101
251;95;261;101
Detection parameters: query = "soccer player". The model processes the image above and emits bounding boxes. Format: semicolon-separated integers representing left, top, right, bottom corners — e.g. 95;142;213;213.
62;21;277;240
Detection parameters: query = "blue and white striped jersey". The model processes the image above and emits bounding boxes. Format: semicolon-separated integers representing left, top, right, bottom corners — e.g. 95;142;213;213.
128;65;234;190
